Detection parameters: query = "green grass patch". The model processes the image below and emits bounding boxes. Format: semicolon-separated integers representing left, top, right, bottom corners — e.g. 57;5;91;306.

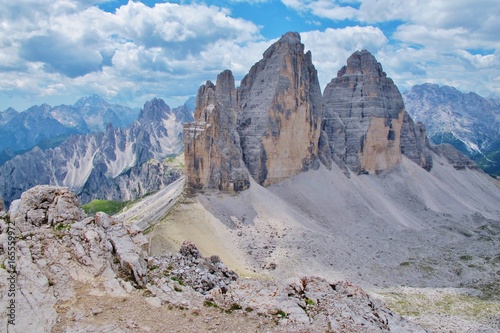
305;298;315;306
383;291;500;323
171;276;185;286
203;300;218;308
82;199;129;215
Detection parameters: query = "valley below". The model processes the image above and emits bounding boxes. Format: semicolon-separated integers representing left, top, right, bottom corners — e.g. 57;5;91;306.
139;155;499;332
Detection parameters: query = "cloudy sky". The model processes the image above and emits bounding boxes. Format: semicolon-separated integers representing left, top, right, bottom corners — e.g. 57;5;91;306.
0;0;499;111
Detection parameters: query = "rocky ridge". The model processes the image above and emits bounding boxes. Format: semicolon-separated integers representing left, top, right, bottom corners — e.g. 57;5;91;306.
0;95;138;163
0;185;426;332
0;98;186;207
403;83;500;176
184;33;438;194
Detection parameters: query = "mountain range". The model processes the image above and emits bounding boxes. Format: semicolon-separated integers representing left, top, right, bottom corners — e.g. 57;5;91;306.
403;83;500;176
1;31;499;333
0;95;139;165
0;97;194;206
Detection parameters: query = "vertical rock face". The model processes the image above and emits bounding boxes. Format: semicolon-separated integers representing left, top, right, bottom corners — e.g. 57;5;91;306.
400;112;433;171
323;50;432;174
184;35;435;194
237;32;322;186
183;70;249;194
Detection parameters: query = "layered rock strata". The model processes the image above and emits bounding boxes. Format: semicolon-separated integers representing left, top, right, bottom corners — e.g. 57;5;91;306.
183;70;249;194
237;32;322;186
184;32;322;191
323;49;432;174
184;35;437;193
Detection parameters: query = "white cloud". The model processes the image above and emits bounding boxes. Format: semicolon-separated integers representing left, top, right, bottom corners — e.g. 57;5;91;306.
0;0;264;110
302;26;388;88
282;0;500;97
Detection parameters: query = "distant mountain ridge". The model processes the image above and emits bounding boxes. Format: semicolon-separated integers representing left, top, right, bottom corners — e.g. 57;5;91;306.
0;97;194;206
403;83;500;176
0;95;139;165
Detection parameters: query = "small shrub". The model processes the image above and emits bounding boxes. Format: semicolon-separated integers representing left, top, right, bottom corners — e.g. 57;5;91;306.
203;300;218;308
171;276;185;286
305;298;315;306
276;310;287;318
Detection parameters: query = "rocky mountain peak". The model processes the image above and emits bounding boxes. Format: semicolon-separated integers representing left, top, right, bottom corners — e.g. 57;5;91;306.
323;49;432;174
262;31;302;58
237;31;322;186
74;94;109;108
139;97;171;122
184;34;436;194
339;49;385;77
184;70;249;194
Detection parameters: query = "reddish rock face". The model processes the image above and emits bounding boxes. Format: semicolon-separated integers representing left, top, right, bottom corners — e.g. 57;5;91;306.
184;32;322;192
237;32;322;186
183;70;249;195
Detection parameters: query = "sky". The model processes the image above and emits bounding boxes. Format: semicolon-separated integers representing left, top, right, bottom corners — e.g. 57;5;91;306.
0;0;499;111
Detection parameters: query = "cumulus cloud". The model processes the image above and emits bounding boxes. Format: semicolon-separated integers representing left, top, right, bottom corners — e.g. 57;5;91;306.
282;0;500;97
0;0;265;110
301;26;388;87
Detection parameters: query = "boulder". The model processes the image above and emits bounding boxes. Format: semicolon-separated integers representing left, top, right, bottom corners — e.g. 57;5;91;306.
9;185;86;232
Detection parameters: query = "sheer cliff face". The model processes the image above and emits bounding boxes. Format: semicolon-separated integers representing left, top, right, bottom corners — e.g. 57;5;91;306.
184;32;322;191
184;35;435;194
323;50;432;174
183;70;249;194
237;32;322;186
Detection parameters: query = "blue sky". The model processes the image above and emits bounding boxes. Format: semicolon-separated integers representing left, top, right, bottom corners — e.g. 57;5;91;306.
0;0;499;111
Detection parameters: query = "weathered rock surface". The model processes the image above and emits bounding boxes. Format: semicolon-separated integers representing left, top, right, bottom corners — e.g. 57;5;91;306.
323;49;432;174
183;70;249;194
0;186;148;333
237;32;322;186
0;184;428;332
184;32;322;191
400;112;433;171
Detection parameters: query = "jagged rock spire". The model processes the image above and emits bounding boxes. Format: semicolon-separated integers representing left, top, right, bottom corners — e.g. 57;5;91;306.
237;31;322;186
183;70;249;194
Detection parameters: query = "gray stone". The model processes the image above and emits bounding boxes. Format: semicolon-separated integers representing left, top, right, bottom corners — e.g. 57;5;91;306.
432;143;479;170
323;49;433;174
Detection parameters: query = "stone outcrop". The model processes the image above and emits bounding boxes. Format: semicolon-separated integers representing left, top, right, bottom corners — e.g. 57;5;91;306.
323;49;432;174
400;112;433;170
183;70;249;194
9;185;86;233
237;32;322;186
0;186;148;333
433;143;480;170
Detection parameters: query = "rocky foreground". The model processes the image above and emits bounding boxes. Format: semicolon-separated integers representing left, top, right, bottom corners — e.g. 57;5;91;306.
0;186;425;332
